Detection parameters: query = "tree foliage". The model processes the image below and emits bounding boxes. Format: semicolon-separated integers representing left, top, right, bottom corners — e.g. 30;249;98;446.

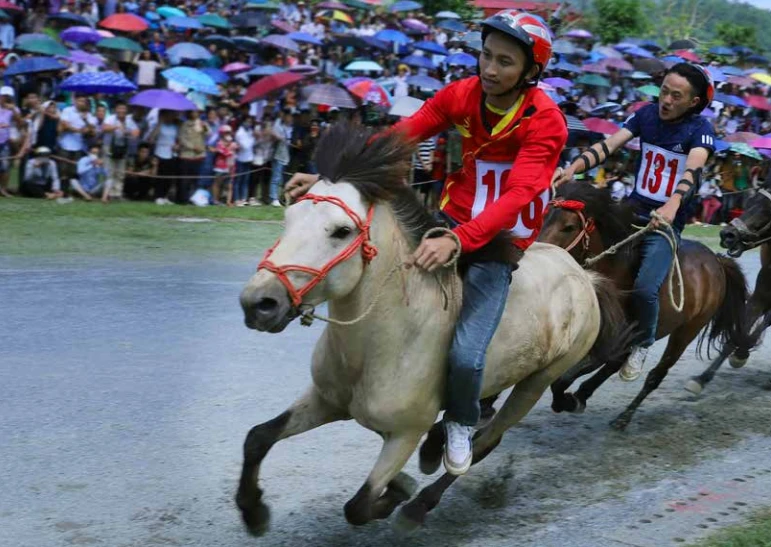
588;0;650;44
714;21;759;50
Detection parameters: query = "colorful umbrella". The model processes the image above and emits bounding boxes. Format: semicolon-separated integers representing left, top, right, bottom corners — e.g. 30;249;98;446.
166;16;204;30
14;37;69;57
307;84;357;108
706;66;726;83
130;89;197;110
167;42;213;63
626;101;650;114
720;66;745;76
443;52;475;67
551;60;582;73
287;31;323;46
4;56;66;76
0;1;23;12
746;95;771;111
241;71;305;103
390;0;422;11
242;65;285;77
99;13;148;32
750;72;771;85
727;75;756;87
200;67;229;84
343;77;391;106
543;77;572;89
401;54;434;69
406;74;443;90
709;46;734;56
583;117;620;135
97;36;143;53
197;13;231;29
223;62;251;73
576;74;610;87
565;115;589;132
59;71;138;94
288;64;320;75
714;93;747;107
344;60;384;72
60;26;103;45
374;29;410;44
623;46;655;58
162;67;220;95
323;10;353;24
157;6;186;18
590;102;622;116
261;34;299;52
724;132;761;143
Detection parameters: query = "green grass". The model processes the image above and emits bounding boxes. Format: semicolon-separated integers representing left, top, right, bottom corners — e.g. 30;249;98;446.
690;509;771;546
0;197;284;258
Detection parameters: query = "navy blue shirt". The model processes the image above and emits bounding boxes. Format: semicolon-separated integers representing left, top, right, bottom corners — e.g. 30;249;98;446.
623;103;716;231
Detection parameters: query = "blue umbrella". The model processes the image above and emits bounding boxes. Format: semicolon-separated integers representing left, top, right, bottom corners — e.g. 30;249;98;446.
637;39;661;51
4;56;66;76
374;29;410;45
59;72;138;94
413;40;447;56
661;55;683;63
60;26;103;45
720;66;744;76
709;46;734;56
361;36;389;51
715;92;747;107
199;67;229;84
144;11;161;21
437;19;466;32
436;10;460;19
406;74;443;90
747;54;769;64
552;60;582;73
344;60;384;72
445;52;476;67
287;31;323;46
162;67;220;95
733;46;754;56
167;42;213;63
624;46;655;58
401;54;434;69
166;16;204;30
390;0;422;11
714;139;731;153
706;66;727;82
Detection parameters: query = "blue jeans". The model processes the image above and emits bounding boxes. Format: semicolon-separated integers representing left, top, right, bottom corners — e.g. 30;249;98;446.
630;230;681;348
269;160;285;201
199;150;215;188
234;161;251;202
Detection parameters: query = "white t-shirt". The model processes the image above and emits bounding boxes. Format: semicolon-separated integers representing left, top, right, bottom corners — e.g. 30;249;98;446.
58;106;97;152
235;126;256;163
136;60;161;87
154;123;178;160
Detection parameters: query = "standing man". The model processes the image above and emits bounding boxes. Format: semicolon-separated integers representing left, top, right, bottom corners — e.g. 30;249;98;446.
102;100;139;200
58;94;97;197
554;63;716;381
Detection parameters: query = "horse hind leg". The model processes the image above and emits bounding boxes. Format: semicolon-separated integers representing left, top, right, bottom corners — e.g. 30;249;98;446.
551;356;603;413
573;354;629;408
236;388;347;536
685;344;733;395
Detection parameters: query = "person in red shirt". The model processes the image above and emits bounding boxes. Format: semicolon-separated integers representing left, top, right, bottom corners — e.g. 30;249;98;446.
285;10;566;476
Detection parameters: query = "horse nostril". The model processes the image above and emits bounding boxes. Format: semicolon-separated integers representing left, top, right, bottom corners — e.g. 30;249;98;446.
255;297;279;314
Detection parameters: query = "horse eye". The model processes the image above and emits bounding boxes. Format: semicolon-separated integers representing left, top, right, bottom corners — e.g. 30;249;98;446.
560;225;576;233
331;226;353;239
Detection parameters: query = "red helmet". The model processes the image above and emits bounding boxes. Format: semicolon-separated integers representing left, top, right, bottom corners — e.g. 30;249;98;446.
481;10;553;77
692;64;715;113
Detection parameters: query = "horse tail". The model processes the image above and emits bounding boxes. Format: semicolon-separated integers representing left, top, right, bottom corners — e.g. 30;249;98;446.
588;273;636;364
697;255;750;357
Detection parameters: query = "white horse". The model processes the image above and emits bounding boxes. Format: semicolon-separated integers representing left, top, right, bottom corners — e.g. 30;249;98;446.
237;123;630;534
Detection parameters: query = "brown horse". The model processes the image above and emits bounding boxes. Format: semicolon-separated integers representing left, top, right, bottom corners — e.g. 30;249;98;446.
538;182;749;430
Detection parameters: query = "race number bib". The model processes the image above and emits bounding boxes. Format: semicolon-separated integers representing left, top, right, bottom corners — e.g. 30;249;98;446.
474;161;549;239
635;143;687;202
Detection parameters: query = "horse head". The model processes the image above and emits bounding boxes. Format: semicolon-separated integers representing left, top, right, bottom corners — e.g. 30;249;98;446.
720;187;771;257
240;123;418;332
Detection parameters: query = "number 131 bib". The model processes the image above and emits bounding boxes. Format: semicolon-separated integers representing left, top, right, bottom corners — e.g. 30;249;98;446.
635;142;687;203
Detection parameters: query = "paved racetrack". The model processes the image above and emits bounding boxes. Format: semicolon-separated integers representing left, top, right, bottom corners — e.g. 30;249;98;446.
2;251;771;547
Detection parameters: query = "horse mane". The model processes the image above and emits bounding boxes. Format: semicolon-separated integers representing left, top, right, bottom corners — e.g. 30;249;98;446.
555;182;638;250
314;122;441;248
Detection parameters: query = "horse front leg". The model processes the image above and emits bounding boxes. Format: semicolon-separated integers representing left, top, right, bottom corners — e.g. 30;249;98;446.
236;387;348;536
343;430;423;525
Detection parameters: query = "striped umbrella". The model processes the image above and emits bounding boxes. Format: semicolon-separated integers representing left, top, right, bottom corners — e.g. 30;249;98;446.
565;116;589;132
59;72;138;94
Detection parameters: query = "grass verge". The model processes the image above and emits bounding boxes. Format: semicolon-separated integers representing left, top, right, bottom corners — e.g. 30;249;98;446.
690;508;771;546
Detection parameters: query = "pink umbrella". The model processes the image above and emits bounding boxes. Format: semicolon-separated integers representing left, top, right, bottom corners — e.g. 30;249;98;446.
746;95;771;111
601;57;633;71
581;63;609;75
724;131;761;143
583;117;620;135
727;75;756;87
223;62;251;73
271;20;296;33
626;101;650;114
402;18;429;33
750;137;771;149
674;49;701;63
537;81;555;92
96;30;114;38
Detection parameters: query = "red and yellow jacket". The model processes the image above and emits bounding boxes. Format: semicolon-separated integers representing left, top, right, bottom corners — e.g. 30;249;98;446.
393;76;567;252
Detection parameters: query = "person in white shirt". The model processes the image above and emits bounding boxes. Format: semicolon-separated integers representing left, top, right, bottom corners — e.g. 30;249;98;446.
102;100;139;198
393;64;410;99
234;116;257;206
57;94;97;194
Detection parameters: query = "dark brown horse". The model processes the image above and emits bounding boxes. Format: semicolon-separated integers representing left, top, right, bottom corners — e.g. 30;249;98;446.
538;182;749;430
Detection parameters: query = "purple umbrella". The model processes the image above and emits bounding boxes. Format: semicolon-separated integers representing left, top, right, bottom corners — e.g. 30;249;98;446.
130;89;197;111
60;26;103;45
271;20;296;33
289;64;320;75
581;63;609;75
565;29;593;39
543;77;573;89
401;54;434;69
262;34;299;52
306;84;357;109
402;18;429;33
601;57;633;71
62;50;106;67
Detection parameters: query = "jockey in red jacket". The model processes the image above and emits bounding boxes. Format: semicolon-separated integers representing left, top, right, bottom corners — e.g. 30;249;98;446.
286;10;567;476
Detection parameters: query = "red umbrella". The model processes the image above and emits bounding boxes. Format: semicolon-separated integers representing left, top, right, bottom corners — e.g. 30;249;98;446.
724;131;761;143
746;95;771;111
750;137;771;149
673;49;701;62
99;13;149;32
583;117;620;135
0;1;23;11
626;101;650;114
241;71;305;104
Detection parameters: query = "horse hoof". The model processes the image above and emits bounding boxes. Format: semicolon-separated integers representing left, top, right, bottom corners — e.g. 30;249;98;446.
684;378;704;395
729;354;748;369
609;417;629;431
393;508;422;534
571;394;586;414
240;501;271;536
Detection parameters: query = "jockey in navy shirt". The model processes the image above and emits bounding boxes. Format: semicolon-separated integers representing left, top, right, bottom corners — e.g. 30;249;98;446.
554;62;716;381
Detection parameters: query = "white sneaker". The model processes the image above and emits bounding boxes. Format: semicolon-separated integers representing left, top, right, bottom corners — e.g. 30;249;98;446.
619;346;649;382
155;198;166;205
443;420;473;476
235;200;247;207
248;197;260;206
270;199;282;207
56;196;73;204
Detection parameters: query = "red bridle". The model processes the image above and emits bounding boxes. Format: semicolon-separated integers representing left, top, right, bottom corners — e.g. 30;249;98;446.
257;193;378;308
547;198;595;252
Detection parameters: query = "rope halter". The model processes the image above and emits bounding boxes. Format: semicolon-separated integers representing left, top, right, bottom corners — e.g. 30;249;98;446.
257;193;378;309
547;198;595;252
